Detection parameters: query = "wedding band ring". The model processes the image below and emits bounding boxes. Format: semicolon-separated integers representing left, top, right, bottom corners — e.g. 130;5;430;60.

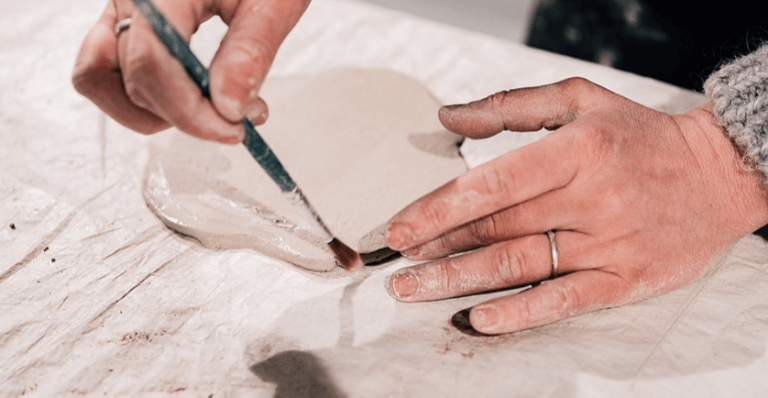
115;18;132;36
547;230;559;279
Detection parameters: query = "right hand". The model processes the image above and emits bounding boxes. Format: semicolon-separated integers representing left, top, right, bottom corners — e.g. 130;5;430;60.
72;0;310;144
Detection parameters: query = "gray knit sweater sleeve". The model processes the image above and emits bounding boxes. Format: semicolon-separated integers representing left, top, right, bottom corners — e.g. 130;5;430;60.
704;44;768;181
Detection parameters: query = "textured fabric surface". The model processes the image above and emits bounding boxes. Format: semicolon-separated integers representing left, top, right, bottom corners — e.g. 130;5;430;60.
705;44;768;185
3;1;768;397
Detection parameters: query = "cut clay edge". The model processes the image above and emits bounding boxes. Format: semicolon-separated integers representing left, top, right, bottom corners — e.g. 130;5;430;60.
358;223;399;264
142;145;339;273
272;68;467;249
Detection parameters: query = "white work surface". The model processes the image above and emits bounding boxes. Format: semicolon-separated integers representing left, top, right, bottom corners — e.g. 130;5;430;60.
3;0;768;397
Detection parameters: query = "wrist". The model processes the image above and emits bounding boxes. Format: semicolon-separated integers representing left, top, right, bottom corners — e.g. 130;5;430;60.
677;104;768;236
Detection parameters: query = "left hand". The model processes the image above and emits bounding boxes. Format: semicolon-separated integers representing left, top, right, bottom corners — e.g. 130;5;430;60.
384;78;768;335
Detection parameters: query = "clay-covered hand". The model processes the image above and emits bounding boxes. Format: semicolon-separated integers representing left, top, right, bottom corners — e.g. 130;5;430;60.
385;78;768;335
72;0;309;144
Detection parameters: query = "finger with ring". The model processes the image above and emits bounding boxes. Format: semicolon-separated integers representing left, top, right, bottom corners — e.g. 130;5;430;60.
388;234;556;302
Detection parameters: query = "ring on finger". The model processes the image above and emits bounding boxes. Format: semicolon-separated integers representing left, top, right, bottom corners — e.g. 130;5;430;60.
115;18;132;36
546;230;559;279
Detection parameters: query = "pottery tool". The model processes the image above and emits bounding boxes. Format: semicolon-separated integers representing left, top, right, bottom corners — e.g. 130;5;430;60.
131;0;362;271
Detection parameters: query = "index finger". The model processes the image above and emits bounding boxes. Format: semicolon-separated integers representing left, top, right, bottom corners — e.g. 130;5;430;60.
386;131;579;251
385;78;614;252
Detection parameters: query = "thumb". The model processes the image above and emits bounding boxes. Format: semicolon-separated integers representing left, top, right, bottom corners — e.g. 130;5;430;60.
438;77;611;139
209;0;309;125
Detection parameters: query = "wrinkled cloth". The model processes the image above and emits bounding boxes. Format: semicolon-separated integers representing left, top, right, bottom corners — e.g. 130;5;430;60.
2;1;768;397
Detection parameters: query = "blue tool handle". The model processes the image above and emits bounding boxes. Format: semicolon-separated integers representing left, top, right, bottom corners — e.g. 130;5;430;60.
240;120;296;192
131;0;297;192
131;0;209;96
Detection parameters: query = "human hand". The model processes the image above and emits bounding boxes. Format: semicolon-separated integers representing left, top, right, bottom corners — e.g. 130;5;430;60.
385;78;768;335
72;0;309;144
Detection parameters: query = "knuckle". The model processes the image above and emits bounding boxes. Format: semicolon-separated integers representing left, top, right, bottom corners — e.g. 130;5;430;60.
420;199;453;234
122;75;152;111
488;91;509;113
121;39;164;107
478;164;515;199
559;77;594;97
434;260;455;294
122;79;150;110
432;234;454;256
240;38;275;60
71;66;96;97
72;38;103;97
410;235;450;260
557;77;599;113
551;282;582;317
515;296;535;325
468;216;496;246
492;245;525;286
223;38;275;72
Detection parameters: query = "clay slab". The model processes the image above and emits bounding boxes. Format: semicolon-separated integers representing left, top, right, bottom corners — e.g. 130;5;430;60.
143;68;467;272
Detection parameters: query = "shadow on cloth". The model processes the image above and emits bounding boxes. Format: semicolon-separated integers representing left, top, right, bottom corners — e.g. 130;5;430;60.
250;350;345;398
246;240;768;397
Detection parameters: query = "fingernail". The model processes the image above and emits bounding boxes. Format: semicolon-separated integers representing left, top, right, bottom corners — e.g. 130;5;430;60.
471;305;499;329
438;105;457;121
216;91;240;114
441;104;462;112
386;222;414;251
438;105;468;129
221;132;245;145
402;245;421;259
247;107;268;126
244;99;268;125
388;270;419;300
217;125;246;145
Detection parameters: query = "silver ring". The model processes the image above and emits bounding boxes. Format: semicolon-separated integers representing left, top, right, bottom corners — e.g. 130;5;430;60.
547;230;559;278
115;18;132;36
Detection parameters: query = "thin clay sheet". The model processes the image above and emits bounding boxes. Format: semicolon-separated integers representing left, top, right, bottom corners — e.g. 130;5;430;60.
143;68;467;271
